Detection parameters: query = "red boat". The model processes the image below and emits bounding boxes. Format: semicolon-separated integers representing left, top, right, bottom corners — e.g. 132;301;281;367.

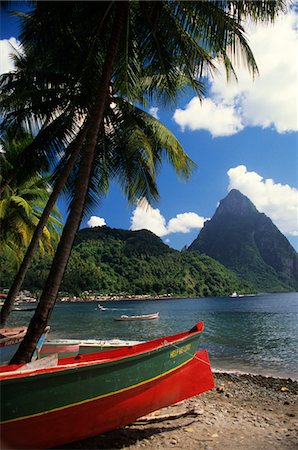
0;322;214;449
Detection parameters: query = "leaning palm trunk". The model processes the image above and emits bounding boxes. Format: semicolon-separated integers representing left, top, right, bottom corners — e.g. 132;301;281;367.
10;3;126;364
0;180;10;196
0;127;88;326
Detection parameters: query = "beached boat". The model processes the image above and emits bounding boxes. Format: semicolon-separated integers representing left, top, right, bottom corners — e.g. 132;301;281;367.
0;326;50;365
0;322;214;449
113;312;160;321
41;338;143;357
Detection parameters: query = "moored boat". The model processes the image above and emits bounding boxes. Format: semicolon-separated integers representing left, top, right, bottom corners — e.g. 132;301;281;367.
113;312;160;321
0;326;50;365
0;322;214;449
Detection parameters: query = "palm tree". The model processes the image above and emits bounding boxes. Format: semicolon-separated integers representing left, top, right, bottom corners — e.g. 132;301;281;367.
0;24;198;324
0;126;88;326
0;131;62;265
9;1;287;364
0;96;191;326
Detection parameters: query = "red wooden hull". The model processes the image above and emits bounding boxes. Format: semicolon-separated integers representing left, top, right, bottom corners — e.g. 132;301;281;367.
1;349;214;449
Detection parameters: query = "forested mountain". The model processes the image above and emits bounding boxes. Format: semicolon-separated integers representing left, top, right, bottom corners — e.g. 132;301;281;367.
2;226;242;297
3;191;296;297
188;190;298;292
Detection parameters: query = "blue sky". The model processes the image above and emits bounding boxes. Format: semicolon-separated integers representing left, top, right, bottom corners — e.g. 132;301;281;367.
1;3;297;251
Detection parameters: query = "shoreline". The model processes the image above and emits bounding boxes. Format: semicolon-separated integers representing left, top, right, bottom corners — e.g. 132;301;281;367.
57;294;195;302
212;366;298;383
4;290;296;304
58;370;298;450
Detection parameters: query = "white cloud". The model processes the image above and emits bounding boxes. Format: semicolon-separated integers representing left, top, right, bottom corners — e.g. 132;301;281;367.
173;11;297;136
149;107;159;119
87;216;106;228
0;37;22;74
227;165;298;236
167;212;206;233
130;198;207;237
130;199;168;236
173;97;244;137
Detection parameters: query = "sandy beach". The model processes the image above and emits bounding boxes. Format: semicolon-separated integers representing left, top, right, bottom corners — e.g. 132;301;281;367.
58;371;298;450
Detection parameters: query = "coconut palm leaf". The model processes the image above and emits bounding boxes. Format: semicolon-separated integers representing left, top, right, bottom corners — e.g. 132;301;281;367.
0;132;62;265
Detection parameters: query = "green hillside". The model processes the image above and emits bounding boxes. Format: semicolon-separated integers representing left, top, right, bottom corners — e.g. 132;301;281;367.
1;226;243;297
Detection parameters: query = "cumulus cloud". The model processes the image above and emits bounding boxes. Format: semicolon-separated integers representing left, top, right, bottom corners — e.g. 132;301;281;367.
130;198;207;237
167;212;206;233
173;97;243;137
130;199;168;236
149;107;159;119
173;12;297;136
227;165;298;236
0;37;22;74
87;216;106;228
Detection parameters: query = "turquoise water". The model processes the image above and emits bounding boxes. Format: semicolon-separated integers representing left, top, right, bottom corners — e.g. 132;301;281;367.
9;292;298;379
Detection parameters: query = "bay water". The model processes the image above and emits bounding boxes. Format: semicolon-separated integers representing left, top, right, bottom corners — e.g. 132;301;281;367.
9;292;297;379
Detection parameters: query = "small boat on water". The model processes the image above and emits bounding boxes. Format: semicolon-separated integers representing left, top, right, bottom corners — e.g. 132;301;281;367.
41;338;143;357
0;326;50;365
230;292;255;298
12;307;36;312
113;312;160;321
97;303;107;311
0;322;214;449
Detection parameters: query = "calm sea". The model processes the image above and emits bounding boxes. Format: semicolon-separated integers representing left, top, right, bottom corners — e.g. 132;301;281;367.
9;292;298;380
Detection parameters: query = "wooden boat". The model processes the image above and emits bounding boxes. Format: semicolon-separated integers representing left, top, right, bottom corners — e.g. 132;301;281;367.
0;326;49;365
0;326;27;364
0;322;214;449
113;312;160;321
41;338;143;357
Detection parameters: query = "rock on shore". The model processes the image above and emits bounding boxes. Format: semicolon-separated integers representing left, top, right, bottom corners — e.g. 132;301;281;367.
58;372;298;450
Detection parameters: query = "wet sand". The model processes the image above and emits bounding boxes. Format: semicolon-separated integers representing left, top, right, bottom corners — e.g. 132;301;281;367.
58;371;298;450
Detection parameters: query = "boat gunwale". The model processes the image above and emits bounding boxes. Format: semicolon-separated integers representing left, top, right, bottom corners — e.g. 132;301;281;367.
0;327;27;346
0;322;204;381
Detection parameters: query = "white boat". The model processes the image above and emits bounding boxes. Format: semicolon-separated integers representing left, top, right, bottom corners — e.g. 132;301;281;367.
113;312;160;321
41;338;143;356
230;292;254;298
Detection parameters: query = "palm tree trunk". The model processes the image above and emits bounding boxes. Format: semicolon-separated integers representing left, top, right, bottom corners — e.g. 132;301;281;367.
0;127;88;327
10;3;126;364
0;176;13;196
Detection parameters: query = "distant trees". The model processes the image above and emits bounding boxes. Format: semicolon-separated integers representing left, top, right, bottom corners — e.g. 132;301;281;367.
1;229;242;297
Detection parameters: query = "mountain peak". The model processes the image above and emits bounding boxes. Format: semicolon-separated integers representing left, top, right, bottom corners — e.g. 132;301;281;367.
188;190;298;292
216;189;258;218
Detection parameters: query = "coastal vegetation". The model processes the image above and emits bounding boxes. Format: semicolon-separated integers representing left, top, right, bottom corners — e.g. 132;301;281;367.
1;227;242;297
